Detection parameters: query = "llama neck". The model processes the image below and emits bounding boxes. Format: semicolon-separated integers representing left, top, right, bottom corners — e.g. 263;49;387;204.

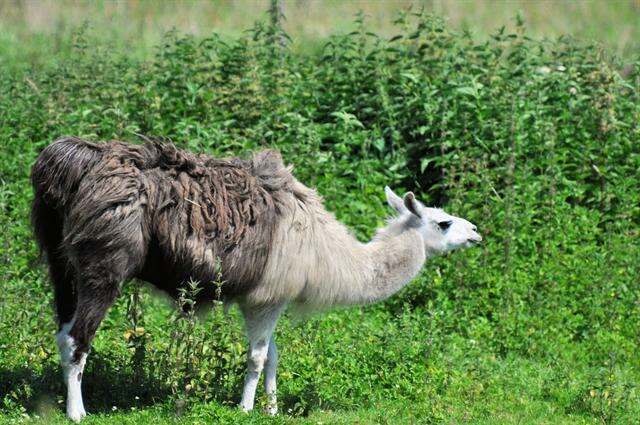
353;224;427;305
249;193;429;309
293;214;428;308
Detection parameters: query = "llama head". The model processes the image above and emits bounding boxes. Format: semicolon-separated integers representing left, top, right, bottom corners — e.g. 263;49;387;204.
384;186;482;254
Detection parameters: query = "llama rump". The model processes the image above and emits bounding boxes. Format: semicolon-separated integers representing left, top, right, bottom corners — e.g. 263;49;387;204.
31;137;482;421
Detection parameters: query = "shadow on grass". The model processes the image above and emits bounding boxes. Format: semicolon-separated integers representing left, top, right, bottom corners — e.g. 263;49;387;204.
0;351;173;416
1;350;330;419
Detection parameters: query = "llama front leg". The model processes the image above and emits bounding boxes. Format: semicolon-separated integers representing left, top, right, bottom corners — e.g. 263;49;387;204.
264;336;278;415
239;303;284;413
56;320;87;422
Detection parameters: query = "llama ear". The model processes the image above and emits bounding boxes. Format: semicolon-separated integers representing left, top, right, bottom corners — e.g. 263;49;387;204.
403;192;421;217
385;186;405;213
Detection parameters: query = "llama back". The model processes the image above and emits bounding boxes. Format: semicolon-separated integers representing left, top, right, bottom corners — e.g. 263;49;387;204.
142;146;300;296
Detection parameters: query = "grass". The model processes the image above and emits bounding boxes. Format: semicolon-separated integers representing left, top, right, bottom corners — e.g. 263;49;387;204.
3;291;633;424
1;3;639;425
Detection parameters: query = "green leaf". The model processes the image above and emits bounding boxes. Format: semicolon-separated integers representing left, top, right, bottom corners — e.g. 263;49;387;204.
420;157;433;173
373;138;385;152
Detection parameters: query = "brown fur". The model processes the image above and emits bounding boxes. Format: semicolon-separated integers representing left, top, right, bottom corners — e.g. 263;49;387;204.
31;137;299;352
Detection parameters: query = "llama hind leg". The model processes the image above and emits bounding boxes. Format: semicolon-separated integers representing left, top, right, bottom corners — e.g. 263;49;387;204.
59;235;142;423
239;303;284;413
38;209;82;416
47;256;86;420
61;280;121;422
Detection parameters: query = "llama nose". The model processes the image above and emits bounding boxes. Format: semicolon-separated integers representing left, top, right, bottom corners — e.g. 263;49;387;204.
468;235;482;244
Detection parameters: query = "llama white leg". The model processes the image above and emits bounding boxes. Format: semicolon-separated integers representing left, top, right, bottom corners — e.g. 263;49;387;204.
239;304;284;413
264;336;278;415
56;320;87;422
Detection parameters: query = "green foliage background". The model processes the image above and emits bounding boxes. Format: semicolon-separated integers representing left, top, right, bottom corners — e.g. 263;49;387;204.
1;11;639;424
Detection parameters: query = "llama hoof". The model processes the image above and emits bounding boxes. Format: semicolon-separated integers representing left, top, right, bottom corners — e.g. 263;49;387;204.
240;404;252;413
67;408;86;422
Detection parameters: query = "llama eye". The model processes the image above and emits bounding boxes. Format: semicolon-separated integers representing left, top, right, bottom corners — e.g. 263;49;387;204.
438;220;452;231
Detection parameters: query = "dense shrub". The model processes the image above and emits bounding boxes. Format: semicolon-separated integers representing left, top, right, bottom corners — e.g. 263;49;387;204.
1;12;638;422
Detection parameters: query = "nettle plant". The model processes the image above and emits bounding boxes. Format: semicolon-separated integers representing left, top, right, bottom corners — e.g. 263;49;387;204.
151;270;245;407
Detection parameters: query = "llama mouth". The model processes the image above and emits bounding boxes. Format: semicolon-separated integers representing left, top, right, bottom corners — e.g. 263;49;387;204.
467;238;482;245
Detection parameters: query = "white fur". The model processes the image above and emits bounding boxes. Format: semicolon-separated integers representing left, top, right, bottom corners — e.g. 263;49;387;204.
245;185;480;308
56;319;87;422
384;186;482;253
238;185;481;413
239;303;284;413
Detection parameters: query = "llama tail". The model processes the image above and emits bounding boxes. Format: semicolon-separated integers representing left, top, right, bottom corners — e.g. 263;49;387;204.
31;137;102;249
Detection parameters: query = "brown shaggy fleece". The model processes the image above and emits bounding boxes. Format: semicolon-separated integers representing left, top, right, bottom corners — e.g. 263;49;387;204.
31;137;300;312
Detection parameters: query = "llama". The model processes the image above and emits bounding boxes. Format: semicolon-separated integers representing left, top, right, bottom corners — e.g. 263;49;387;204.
31;137;482;422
